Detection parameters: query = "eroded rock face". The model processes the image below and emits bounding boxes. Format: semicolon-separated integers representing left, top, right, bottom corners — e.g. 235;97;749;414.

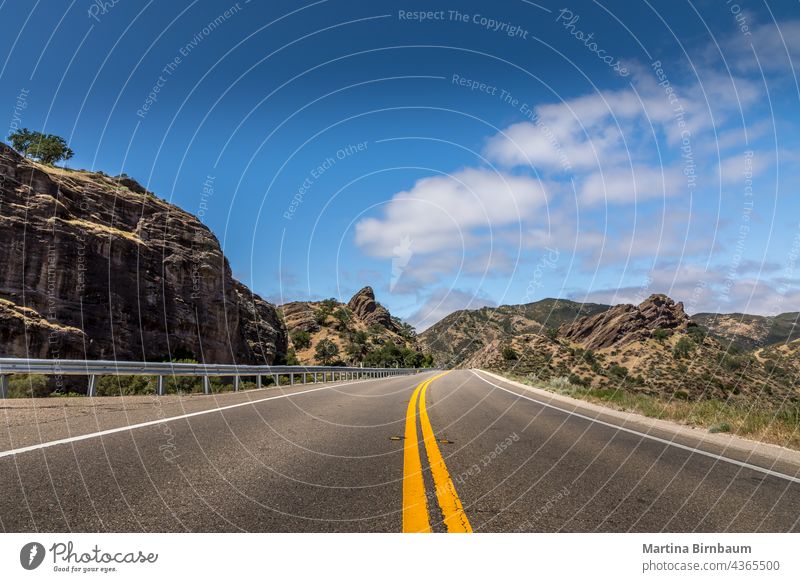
281;302;320;334
346;286;398;332
559;294;689;350
0;143;286;363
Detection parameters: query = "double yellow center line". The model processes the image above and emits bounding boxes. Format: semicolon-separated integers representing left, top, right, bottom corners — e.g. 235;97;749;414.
402;372;472;533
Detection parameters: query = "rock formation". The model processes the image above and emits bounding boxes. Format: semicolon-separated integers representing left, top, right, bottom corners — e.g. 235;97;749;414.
0;142;286;364
346;286;399;332
559;294;690;350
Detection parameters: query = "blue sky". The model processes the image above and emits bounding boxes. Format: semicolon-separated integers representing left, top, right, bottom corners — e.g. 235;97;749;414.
2;0;799;329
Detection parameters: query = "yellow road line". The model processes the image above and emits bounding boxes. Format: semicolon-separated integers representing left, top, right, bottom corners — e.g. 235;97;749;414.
402;371;472;533
402;379;431;533
419;373;473;533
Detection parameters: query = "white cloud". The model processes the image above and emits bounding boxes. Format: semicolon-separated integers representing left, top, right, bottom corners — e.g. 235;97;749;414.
579;165;685;204
716;151;768;185
719;19;800;74
354;168;549;257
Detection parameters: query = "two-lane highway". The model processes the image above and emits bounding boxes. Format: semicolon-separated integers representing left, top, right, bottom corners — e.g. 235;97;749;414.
1;370;798;532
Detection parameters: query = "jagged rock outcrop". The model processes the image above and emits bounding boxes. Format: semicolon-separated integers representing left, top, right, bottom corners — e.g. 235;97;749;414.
0;142;286;363
559;294;689;350
346;286;399;332
281;302;320;334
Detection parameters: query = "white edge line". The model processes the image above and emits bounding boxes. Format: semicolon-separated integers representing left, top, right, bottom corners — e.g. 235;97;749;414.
471;370;800;485
0;377;399;459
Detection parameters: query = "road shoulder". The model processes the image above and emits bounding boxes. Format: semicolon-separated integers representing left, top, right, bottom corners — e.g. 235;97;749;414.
474;368;800;480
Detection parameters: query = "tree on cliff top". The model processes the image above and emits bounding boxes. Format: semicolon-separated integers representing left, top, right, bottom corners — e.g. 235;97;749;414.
8;128;74;165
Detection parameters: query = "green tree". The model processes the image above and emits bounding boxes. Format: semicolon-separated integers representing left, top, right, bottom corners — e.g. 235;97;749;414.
392;316;417;341
9;128;74;165
315;339;340;365
291;330;311;350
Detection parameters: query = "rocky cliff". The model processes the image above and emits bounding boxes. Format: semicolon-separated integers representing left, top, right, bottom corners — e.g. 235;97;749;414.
0;143;286;364
346;286;399;332
559;294;690;350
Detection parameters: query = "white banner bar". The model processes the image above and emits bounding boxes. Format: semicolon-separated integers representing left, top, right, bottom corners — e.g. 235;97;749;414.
1;533;798;581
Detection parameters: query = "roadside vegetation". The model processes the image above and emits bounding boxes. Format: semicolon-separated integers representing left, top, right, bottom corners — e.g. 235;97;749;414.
500;371;800;451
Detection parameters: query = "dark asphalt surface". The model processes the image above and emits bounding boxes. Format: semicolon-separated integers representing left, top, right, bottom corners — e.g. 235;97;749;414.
1;370;798;532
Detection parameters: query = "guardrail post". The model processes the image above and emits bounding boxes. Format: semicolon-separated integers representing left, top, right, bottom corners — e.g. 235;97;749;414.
87;375;97;397
157;376;164;396
290;373;294;386
273;374;279;387
234;376;240;392
0;375;8;399
203;376;211;395
303;373;307;384
257;375;262;389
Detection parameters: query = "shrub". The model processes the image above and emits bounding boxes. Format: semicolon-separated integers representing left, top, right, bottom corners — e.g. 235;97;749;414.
673;337;694;359
502;346;518;361
291;330;311;350
7;374;50;397
568;373;589;387
687;325;707;344
96;375;155;396
673;389;690;401
652;328;670;341
608;364;629;379
313;308;330;325
709;422;732;434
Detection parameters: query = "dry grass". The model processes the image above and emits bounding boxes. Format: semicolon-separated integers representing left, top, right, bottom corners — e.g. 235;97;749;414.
502;372;800;451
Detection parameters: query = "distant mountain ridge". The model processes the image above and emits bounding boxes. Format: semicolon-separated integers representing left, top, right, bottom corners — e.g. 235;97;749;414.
419;294;800;405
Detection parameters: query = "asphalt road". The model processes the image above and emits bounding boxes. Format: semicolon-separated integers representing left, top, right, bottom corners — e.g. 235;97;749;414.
1;370;799;532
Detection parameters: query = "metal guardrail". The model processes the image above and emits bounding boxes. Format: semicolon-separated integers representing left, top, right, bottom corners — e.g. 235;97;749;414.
0;358;428;398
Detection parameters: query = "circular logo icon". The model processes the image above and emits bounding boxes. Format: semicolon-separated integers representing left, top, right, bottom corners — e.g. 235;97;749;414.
20;542;46;570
